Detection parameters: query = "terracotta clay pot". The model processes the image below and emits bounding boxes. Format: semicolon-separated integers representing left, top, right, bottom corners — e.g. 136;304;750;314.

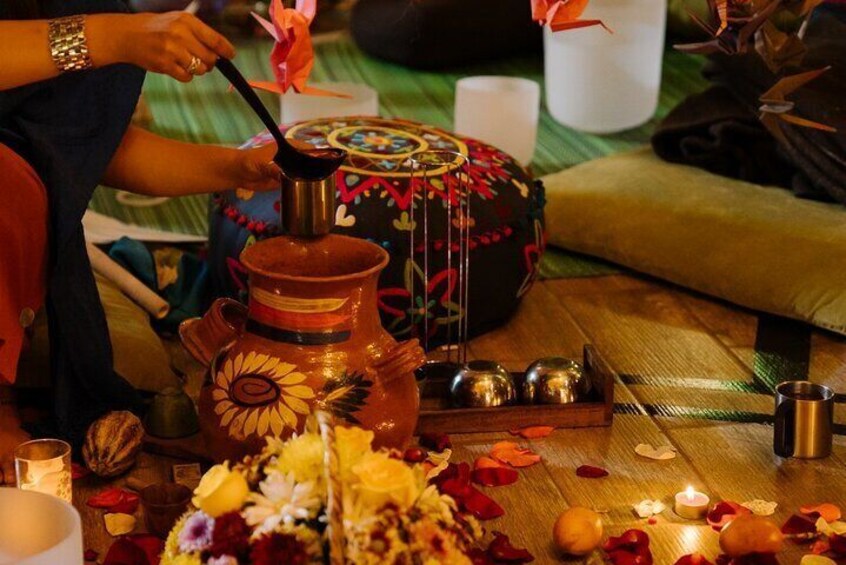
180;235;425;462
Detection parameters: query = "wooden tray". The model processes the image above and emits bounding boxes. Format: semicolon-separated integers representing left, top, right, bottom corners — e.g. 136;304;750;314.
414;345;615;435
145;345;614;460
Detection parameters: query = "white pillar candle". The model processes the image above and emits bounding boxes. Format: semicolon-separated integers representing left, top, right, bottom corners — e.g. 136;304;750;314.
674;486;710;520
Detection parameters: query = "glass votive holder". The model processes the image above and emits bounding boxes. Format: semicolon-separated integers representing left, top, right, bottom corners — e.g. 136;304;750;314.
454;76;540;165
15;439;72;503
280;82;379;124
141;483;192;538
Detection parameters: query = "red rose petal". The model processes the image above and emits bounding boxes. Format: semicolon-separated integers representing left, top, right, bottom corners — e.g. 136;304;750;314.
88;488;125;509
603;529;650;552
433;463;505;520
576;465;609;479
830;533;846;556
674;554;715;565
508;426;554;439
603;529;653;565
126;534;163;565
102;538;149;565
419;432;452;452
487;531;534;563
471;467;519;487
73;463;91;480
87;488;140;514
780;514;818;536
462;485;506;520
468;548;495;565
799;503;842;523
84;548;99;562
706;501;750;531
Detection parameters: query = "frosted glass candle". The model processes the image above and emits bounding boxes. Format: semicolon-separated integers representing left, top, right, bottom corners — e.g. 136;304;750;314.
15;439;72;503
0;489;82;565
280;82;379;123
543;0;667;133
454;76;540;165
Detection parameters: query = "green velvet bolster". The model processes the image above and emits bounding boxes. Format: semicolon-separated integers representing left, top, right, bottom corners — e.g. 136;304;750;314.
543;148;846;335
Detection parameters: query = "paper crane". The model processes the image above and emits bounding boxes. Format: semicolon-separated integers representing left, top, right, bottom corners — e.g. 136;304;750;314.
530;0;610;32
249;0;344;97
759;66;837;145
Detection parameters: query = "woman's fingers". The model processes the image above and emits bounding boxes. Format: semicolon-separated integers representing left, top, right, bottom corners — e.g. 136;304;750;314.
179;32;218;72
187;17;235;60
168;62;194;83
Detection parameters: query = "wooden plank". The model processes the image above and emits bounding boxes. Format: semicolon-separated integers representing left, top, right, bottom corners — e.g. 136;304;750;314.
73;452;175;559
551;281;753;382
530;415;707;527
467;282;589;363
662;419;846;524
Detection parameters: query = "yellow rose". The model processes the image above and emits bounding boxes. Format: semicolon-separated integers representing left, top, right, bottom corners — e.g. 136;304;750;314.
335;426;374;478
192;462;249;518
351;452;421;513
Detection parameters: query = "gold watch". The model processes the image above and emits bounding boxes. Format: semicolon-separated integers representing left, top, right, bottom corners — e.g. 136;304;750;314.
48;15;93;72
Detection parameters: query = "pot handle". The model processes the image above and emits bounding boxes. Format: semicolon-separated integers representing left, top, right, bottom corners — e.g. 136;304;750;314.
179;298;248;368
371;339;427;386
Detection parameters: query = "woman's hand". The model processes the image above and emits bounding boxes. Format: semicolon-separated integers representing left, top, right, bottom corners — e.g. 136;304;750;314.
229;144;282;192
87;12;235;82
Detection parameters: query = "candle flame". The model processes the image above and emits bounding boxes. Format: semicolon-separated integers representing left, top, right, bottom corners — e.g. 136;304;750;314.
685;486;695;501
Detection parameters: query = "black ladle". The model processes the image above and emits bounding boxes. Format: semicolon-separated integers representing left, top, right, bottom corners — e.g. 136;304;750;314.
216;57;346;180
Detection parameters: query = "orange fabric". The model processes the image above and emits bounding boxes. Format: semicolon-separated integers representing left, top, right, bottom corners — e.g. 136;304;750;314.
0;144;48;385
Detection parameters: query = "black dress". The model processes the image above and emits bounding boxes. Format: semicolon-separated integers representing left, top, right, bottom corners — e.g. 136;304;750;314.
0;0;146;446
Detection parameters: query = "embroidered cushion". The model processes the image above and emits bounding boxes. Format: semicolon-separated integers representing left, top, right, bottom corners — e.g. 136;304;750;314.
208;117;545;345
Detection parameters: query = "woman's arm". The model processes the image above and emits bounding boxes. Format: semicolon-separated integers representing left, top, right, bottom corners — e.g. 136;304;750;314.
103;126;281;196
0;12;235;91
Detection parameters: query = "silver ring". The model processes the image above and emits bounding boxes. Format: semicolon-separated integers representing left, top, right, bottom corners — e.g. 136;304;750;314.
186;55;201;75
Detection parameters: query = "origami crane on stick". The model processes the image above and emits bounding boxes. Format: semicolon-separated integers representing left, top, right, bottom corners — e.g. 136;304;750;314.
249;0;346;97
530;0;610;32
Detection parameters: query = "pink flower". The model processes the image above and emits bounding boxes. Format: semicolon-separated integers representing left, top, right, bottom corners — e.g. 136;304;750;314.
177;512;215;553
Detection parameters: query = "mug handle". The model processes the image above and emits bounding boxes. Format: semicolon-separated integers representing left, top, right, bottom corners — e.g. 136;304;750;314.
774;400;795;458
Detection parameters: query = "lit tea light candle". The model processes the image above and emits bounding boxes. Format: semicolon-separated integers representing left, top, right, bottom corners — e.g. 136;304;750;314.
674;485;710;520
14;439;72;502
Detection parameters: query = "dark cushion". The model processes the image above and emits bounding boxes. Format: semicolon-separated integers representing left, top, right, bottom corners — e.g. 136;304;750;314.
350;0;541;69
208;117;546;346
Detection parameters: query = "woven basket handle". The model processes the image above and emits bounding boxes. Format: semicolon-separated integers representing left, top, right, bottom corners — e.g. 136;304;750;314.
316;407;344;565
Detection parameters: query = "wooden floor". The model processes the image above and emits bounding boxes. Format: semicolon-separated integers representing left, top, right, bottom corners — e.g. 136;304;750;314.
74;273;846;563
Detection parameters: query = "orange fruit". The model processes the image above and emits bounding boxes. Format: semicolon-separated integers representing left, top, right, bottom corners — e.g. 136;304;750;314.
553;507;603;556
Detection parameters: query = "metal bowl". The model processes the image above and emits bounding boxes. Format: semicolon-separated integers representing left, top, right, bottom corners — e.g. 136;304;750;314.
523;357;590;404
450;360;516;408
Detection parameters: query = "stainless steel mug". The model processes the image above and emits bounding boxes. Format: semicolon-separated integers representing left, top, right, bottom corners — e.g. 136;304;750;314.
773;381;835;459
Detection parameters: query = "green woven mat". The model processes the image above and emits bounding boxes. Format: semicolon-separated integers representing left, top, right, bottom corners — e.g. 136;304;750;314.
89;34;707;278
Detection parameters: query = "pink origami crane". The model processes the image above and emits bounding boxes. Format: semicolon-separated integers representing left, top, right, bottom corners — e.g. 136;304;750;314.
250;0;343;96
531;0;610;32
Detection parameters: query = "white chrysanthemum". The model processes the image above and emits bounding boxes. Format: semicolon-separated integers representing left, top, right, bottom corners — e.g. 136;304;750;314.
244;471;322;536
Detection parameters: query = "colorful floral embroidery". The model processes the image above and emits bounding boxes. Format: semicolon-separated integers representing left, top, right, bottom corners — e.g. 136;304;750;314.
377;259;464;339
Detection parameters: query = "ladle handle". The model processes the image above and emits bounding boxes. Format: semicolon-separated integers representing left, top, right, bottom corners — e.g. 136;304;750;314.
215;57;293;159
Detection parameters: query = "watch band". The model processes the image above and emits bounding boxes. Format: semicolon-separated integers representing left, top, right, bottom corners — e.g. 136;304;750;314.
48;15;93;72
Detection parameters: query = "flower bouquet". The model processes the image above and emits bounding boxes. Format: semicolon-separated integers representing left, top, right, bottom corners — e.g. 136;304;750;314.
161;414;481;564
